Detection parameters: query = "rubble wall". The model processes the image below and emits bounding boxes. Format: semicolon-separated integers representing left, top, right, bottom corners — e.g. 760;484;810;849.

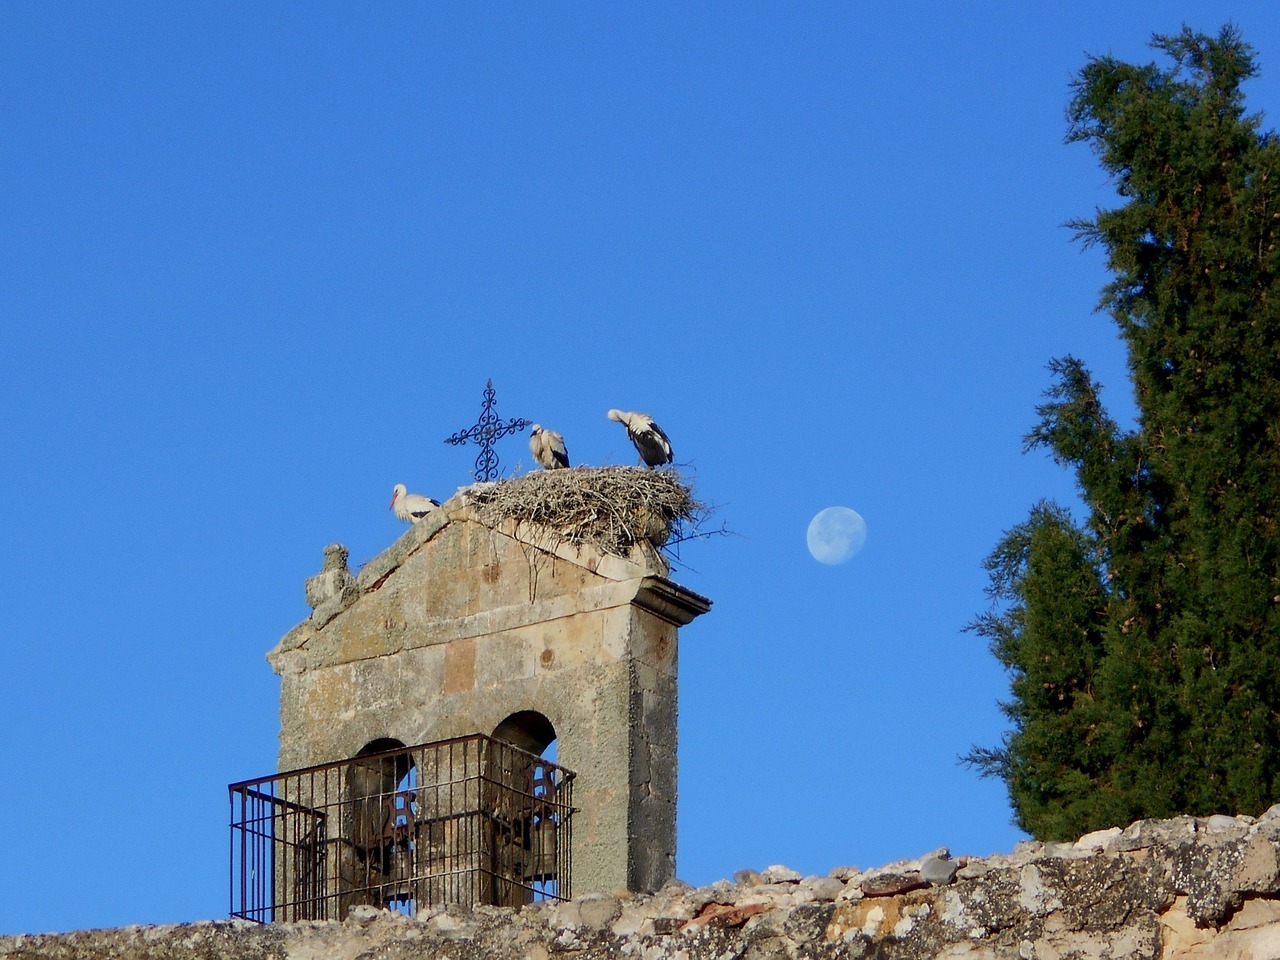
8;810;1280;959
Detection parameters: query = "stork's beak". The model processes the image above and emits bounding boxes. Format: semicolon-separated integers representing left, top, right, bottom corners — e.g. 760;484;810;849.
389;495;396;510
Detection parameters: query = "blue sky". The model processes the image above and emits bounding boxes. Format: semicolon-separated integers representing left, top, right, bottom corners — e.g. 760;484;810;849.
3;2;1278;935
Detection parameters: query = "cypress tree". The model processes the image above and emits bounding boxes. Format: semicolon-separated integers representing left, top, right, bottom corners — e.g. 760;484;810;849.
969;25;1280;840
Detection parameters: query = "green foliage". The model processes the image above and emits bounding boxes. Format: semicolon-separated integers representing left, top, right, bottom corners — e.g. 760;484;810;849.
969;26;1280;840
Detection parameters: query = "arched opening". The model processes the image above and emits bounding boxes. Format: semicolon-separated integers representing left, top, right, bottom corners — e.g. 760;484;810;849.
491;711;556;757
490;712;559;805
489;712;565;903
354;737;414;781
351;739;416;819
346;738;418;915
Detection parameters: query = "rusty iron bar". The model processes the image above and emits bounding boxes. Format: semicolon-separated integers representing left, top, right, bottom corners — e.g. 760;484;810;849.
229;734;575;922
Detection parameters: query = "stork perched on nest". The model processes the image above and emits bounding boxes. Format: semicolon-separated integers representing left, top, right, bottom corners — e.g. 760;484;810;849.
529;424;570;469
608;409;674;467
390;483;440;523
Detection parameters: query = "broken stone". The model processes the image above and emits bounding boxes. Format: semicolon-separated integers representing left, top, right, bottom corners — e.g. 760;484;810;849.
860;871;929;898
1074;826;1123;852
345;904;382;923
680;900;771;930
762;865;803;884
549;894;621;931
305;543;359;613
799;876;846;902
1206;814;1243;833
921;854;959;886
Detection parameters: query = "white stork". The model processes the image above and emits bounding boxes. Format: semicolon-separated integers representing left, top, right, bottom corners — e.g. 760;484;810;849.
607;409;673;467
529;424;570;469
390;483;440;523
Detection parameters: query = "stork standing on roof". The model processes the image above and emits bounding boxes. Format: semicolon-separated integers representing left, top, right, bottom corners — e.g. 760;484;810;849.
529;424;570;469
390;483;440;523
607;409;674;467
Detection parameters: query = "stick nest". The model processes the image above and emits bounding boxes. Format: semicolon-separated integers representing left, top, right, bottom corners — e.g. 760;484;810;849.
465;466;704;558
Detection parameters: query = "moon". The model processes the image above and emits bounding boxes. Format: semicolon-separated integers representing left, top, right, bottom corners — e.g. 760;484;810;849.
807;507;867;565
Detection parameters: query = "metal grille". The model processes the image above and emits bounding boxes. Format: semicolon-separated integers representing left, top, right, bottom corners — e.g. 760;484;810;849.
229;735;574;922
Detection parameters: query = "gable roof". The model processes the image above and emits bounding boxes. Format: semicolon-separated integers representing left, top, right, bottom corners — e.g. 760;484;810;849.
269;468;709;665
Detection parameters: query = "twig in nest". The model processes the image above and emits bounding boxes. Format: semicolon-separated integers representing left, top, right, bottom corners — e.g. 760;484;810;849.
465;466;707;559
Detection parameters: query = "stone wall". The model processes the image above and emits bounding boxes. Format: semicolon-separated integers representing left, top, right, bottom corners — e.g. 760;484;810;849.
9;809;1280;958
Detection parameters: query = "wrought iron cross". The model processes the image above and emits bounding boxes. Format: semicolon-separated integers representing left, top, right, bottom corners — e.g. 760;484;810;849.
443;379;531;482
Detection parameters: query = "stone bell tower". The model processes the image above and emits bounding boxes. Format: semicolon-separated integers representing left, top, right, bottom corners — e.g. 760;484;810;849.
265;470;711;897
